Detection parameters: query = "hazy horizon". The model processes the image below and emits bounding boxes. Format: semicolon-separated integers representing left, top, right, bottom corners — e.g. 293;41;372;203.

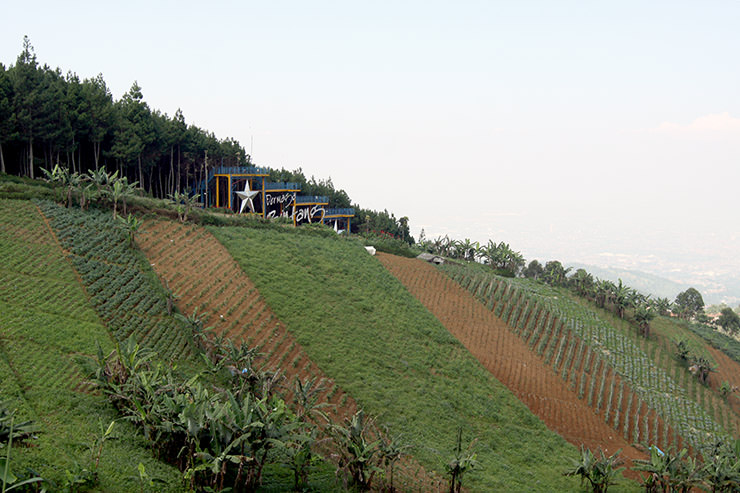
3;1;738;302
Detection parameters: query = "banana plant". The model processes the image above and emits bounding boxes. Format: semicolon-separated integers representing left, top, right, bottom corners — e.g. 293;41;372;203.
168;189;200;223
1;409;44;493
117;213;143;247
445;427;478;493
564;446;623;493
329;409;382;490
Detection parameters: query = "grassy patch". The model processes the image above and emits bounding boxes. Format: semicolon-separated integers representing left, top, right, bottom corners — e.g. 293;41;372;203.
37;200;197;365
0;199;183;491
684;321;740;364
209;226;583;491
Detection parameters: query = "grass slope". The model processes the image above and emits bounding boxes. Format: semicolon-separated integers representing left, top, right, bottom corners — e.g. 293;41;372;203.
0;199;183;491
209;226;583;492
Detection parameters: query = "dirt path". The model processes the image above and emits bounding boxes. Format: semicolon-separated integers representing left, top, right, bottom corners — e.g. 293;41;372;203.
377;253;647;469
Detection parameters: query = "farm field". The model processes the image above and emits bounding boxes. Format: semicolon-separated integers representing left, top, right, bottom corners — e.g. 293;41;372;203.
208;225;595;492
136;218;359;422
0;199;183;491
377;253;646;466
136;216;468;489
439;263;738;457
37;201;197;363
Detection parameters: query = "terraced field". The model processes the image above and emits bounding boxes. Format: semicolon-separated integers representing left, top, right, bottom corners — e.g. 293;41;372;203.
206;226;591;492
0;199;183;490
435;261;738;455
137;217;357;419
136;217;450;489
37;201;196;361
377;252;647;468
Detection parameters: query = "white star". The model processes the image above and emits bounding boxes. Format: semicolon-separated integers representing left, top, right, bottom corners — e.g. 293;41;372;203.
235;181;259;213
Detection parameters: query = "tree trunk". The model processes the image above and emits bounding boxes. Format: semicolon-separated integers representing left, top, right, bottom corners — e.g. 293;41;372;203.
203;150;208;206
93;141;100;170
138;154;144;193
0;142;5;174
29;136;34;179
177;143;181;193
169;146;174;196
70;137;76;173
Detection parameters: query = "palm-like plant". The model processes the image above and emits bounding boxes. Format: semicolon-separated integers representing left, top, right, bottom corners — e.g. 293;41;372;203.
445;427;478;493
570;269;595;298
117;213;143;247
564;446;623;493
613;279;634;319
42;164;80;207
329;409;381;490
633;447;703;493
634;304;655;337
1;405;44;493
168;189;200;223
378;429;407;493
453;238;478;262
87;168;117;198
702;451;740;492
543;261;572;287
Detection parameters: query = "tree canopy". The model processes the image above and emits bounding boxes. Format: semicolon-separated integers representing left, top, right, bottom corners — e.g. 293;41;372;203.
1;37;415;242
1;37;247;197
674;288;705;321
717;307;740;333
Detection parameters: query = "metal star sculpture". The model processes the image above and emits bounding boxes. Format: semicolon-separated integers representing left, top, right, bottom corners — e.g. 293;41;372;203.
235;180;259;214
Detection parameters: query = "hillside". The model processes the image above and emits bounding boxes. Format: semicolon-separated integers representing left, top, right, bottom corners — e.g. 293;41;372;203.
3;186;740;491
377;254;645;463
207;225;591;491
0;199;183;491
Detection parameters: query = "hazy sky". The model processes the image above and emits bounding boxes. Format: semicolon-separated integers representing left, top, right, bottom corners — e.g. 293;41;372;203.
3;1;739;283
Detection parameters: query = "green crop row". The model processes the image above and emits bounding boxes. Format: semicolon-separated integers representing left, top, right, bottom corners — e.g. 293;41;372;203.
442;265;731;455
37;200;195;362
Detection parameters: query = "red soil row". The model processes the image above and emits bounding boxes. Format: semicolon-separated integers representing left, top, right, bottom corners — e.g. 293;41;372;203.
136;219;443;489
137;218;357;419
377;253;649;470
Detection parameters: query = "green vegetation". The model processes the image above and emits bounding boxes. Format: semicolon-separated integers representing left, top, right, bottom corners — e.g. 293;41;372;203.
89;336;345;492
441;264;733;455
37;200;196;362
417;234;525;276
360;230;420;257
1;39;414;238
685;321;740;365
564;446;624;493
0;199;182;490
209;225;583;491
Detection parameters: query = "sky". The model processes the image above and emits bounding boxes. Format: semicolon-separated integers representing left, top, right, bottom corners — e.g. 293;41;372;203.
2;1;739;301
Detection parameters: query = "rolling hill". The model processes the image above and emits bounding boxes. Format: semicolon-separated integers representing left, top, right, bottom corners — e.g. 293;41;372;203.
2;182;740;491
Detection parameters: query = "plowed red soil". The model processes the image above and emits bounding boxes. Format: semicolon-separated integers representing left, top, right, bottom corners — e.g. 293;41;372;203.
136;219;443;489
138;218;356;419
706;345;740;429
377;253;647;471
